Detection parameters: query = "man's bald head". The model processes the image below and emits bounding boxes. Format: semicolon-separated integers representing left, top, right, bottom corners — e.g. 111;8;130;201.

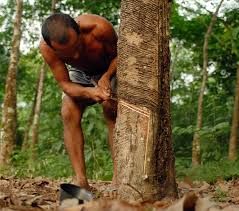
41;13;80;48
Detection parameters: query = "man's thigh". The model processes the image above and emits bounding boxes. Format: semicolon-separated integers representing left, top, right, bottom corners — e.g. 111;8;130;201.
62;93;95;109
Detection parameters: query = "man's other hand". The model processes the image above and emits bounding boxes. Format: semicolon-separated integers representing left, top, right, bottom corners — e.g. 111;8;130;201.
98;74;111;94
87;86;110;103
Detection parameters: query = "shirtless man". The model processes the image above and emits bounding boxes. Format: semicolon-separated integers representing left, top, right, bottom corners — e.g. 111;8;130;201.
39;13;117;190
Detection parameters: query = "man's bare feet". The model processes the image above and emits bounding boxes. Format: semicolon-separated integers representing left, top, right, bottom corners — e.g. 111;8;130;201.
74;177;90;189
73;177;98;196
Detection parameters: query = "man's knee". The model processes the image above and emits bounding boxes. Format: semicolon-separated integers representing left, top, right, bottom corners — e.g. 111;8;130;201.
61;97;83;125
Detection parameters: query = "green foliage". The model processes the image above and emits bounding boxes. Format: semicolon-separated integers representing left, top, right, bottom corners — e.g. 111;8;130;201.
171;5;238;179
62;0;120;25
176;159;239;183
82;105;113;180
214;188;228;202
200;122;230;162
6;104;112;181
171;3;210;50
0;46;9;102
0;1;15;50
4;148;73;178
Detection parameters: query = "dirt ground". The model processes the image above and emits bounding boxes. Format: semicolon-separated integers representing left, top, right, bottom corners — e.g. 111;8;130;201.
1;176;239;210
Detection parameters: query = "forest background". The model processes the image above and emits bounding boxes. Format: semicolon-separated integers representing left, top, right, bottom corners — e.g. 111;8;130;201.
0;0;239;185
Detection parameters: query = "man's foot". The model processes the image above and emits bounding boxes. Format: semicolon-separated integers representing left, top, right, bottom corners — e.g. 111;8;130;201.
74;177;90;189
73;177;98;196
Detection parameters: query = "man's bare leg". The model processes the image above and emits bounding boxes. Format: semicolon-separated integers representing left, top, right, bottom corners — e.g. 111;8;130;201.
61;95;90;189
102;99;117;185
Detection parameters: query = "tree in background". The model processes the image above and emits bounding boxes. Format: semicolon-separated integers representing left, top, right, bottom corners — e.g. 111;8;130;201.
28;64;46;158
192;0;224;166
23;0;58;159
115;0;178;200
226;11;239;160
229;64;239;161
0;0;23;165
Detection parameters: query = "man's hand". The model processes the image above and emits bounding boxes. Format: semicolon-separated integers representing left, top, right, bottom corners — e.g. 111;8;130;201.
86;86;110;103
97;74;111;94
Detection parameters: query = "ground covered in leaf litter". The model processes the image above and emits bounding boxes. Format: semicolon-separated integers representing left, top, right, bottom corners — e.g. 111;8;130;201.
1;176;239;210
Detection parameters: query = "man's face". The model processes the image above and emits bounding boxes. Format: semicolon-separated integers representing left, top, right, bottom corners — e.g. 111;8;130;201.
51;28;80;59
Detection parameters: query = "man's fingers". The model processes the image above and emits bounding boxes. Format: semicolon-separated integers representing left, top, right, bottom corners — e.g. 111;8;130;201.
97;86;110;96
103;90;110;96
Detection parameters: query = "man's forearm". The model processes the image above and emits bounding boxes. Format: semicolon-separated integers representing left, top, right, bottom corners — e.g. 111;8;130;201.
104;57;117;79
60;81;90;98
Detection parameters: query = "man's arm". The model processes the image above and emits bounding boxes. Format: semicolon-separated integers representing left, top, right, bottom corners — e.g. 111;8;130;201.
76;14;117;80
101;22;117;79
95;20;118;91
39;41;109;102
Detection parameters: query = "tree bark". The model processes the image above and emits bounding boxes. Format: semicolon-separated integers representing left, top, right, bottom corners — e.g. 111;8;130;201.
115;0;178;201
0;0;23;165
29;64;46;157
228;64;239;161
51;0;58;13
22;79;38;150
192;0;224;166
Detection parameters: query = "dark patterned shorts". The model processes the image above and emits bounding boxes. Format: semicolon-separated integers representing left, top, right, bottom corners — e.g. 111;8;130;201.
62;65;116;104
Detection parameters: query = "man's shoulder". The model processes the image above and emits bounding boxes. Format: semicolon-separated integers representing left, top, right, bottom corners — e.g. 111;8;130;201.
76;14;116;42
75;14;113;32
75;14;110;25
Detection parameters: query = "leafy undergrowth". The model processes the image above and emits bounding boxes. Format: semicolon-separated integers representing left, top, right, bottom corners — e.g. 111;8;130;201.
176;159;239;183
1;177;239;210
5;153;239;185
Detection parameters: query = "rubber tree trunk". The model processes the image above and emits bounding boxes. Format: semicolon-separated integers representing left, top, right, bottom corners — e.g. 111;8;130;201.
114;0;178;201
228;64;239;161
192;0;224;167
0;0;23;165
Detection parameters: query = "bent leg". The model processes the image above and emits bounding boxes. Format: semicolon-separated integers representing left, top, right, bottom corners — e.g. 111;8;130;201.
102;99;117;185
61;95;89;189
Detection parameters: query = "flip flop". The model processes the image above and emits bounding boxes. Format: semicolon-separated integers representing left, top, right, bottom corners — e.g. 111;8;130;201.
60;183;95;206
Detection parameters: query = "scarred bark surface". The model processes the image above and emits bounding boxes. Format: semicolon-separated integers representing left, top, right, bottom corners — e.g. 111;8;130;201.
115;0;177;200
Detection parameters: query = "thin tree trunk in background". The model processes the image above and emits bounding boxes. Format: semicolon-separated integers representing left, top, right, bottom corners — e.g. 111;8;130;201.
228;64;239;161
115;0;178;201
51;0;58;13
30;64;46;158
192;0;224;167
21;65;44;151
0;0;23;165
170;42;180;96
21;77;38;150
28;0;58;157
